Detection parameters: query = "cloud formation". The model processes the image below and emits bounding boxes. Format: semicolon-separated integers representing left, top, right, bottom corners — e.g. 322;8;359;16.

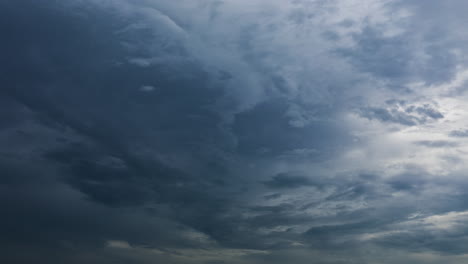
3;0;468;263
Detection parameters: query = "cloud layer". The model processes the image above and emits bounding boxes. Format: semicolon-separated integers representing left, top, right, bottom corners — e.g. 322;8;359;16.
3;0;468;263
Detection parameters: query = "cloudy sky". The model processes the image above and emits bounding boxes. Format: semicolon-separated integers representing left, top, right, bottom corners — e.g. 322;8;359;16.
3;0;468;263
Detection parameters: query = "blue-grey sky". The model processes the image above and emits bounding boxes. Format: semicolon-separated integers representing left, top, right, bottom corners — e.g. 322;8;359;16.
3;0;468;263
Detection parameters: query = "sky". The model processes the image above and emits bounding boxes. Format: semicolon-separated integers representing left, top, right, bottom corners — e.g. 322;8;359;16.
2;0;468;263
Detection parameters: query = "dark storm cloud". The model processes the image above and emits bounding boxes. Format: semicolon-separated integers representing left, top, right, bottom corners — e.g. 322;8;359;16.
4;0;468;263
0;1;328;260
385;172;427;191
264;193;283;200
263;173;315;189
0;1;237;263
232;99;351;158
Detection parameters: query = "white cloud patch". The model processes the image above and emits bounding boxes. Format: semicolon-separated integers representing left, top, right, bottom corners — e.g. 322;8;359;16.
139;85;156;92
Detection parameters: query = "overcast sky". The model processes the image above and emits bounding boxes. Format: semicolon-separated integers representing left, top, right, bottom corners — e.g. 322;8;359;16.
3;1;468;263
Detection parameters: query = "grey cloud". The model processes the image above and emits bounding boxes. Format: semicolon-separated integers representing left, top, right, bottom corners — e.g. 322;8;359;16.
338;27;415;81
338;15;460;87
4;0;468;263
370;212;468;254
449;129;468;138
410;105;444;119
0;1;234;260
263;173;315;189
414;140;458;148
264;193;282;200
360;106;418;126
359;101;444;126
386;172;427;191
232;99;352;158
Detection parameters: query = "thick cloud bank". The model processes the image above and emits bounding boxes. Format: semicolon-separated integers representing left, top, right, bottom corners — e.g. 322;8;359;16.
3;0;468;263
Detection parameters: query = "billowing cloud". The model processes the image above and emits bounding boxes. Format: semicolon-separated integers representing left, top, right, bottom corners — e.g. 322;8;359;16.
3;0;468;263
